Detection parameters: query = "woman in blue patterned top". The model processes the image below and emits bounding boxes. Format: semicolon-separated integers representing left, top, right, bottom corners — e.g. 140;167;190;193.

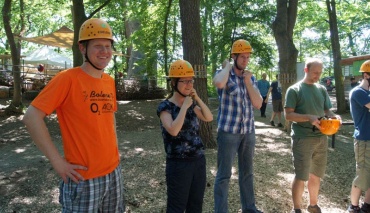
157;59;213;213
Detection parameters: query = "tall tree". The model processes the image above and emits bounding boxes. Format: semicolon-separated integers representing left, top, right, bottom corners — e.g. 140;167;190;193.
163;0;173;77
272;0;298;132
71;0;87;67
179;0;215;148
2;0;26;114
326;0;346;113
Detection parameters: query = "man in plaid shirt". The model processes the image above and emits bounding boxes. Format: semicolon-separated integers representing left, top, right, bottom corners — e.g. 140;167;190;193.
213;39;263;213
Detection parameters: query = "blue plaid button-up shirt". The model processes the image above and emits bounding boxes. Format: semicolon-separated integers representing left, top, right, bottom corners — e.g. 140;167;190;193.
216;68;257;134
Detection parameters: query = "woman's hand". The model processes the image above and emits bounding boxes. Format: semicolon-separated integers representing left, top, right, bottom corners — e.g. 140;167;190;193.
190;88;199;100
183;95;193;109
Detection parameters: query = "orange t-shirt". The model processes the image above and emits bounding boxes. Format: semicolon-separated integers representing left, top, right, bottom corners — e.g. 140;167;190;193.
31;67;119;179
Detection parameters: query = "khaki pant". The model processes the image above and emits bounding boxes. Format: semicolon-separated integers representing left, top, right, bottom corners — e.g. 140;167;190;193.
353;139;370;191
292;136;328;181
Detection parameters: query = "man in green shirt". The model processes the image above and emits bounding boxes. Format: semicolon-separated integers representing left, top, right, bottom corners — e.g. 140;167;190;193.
284;58;341;213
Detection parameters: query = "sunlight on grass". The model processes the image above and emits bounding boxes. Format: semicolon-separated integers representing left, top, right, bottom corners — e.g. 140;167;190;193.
255;120;271;127
320;207;347;213
9;197;36;205
51;187;60;204
121;140;131;144
48;114;58;119
260;137;275;143
14;148;26;153
117;100;131;105
261;142;291;154
135;148;144;152
127;109;144;120
9;187;60;207
277;172;294;184
0;115;18;126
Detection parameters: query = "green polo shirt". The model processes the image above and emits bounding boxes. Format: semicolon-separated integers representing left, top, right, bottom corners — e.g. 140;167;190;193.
284;82;332;137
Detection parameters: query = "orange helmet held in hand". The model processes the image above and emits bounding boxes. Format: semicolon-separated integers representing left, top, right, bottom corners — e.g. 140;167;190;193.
320;118;341;135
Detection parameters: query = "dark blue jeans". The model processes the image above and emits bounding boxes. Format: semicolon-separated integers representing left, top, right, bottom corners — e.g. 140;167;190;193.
260;96;267;116
166;156;206;213
214;130;258;213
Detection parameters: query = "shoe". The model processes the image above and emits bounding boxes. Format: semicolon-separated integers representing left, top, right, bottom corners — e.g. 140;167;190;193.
347;205;361;213
361;203;370;213
261;114;266;118
270;120;275;126
361;207;370;213
291;209;302;213
277;123;283;127
307;205;322;213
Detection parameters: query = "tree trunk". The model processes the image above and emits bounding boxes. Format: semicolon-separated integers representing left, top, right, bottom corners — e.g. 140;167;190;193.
126;20;144;77
204;1;218;75
347;33;357;56
163;0;173;77
272;0;299;133
326;0;346;113
71;0;87;67
179;0;215;148
2;0;24;114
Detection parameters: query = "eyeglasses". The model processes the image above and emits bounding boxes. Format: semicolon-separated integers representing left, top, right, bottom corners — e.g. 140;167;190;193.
178;79;195;85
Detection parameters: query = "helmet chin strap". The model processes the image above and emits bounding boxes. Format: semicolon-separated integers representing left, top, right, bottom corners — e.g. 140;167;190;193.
85;58;104;71
173;79;187;97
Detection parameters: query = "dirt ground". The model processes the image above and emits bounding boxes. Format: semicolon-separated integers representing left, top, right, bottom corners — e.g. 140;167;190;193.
0;94;360;213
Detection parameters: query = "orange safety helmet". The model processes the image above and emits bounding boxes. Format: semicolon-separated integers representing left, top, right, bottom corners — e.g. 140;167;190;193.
79;18;113;42
168;60;195;78
231;39;253;54
360;60;370;73
320;118;341;135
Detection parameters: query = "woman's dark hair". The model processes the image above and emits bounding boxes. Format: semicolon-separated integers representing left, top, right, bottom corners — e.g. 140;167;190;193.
165;78;180;99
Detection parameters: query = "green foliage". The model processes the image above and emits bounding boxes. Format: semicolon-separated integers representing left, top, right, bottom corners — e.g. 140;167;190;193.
295;0;370;69
200;0;276;79
207;76;217;98
1;0;369;90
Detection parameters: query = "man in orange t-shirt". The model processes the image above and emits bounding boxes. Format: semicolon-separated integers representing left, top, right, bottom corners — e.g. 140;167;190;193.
22;18;124;212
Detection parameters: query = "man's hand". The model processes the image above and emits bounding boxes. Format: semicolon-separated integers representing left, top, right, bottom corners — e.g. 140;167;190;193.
242;70;253;85
309;115;321;130
52;158;88;183
222;59;232;70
